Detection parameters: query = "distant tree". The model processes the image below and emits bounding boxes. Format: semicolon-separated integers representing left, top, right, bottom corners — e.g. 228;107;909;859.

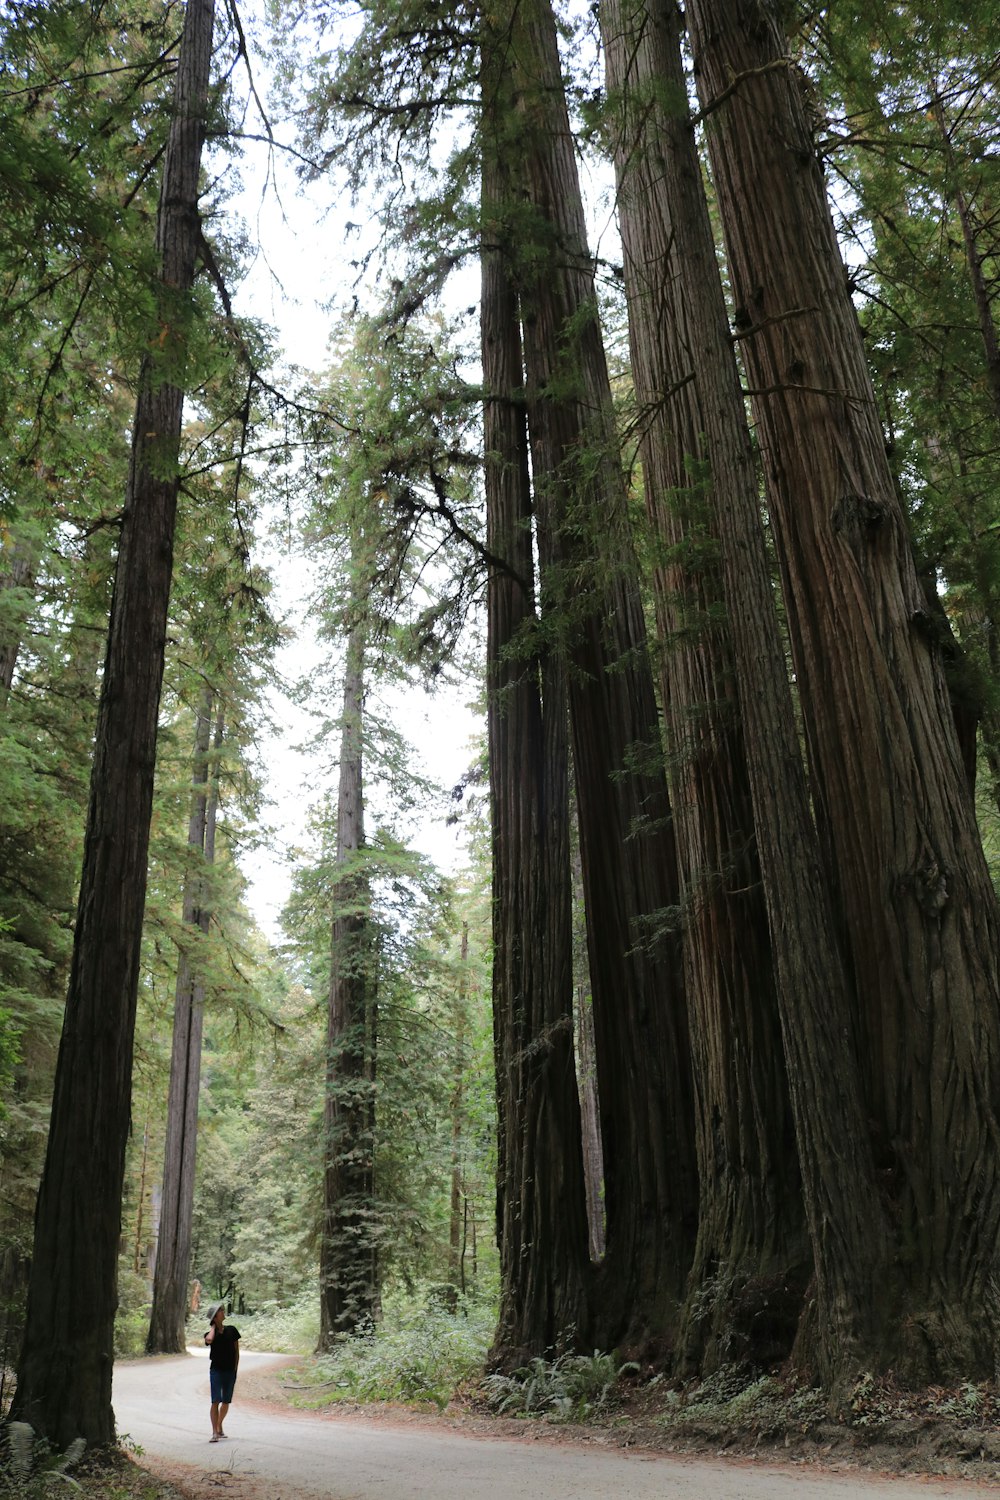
145;689;221;1353
318;554;379;1345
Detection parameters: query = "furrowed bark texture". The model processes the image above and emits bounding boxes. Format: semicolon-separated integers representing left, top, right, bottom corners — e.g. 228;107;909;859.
319;614;377;1347
507;0;698;1351
602;0;807;1372
483;35;591;1357
12;0;215;1446
687;0;1000;1376
146;691;219;1354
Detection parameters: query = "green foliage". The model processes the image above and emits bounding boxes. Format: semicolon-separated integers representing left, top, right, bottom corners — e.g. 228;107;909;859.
204;1294;320;1354
482;1351;638;1422
224;985;321;1309
0;1440;178;1500
279;842;496;1302
0;1421;86;1495
289;1293;494;1411
115;1264;152;1359
805;2;1000;731
652;1367;827;1440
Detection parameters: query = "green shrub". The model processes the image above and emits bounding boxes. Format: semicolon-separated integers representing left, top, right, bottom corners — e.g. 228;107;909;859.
114;1265;150;1358
0;1421;85;1497
286;1291;494;1411
482;1350;637;1422
186;1295;320;1355
655;1366;827;1439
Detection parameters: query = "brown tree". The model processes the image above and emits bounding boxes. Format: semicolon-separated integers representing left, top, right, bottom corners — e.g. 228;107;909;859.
11;0;217;1445
687;0;1000;1378
602;0;808;1371
482;23;592;1354
502;0;698;1353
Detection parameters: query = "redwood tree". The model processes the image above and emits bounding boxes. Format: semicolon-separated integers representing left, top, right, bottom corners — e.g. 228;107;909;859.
482;17;591;1356
687;0;1000;1378
501;0;698;1353
601;0;808;1371
11;0;217;1444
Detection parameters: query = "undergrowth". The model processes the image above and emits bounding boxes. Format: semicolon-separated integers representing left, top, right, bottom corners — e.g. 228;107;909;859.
283;1293;494;1411
186;1295;319;1355
482;1350;637;1421
0;1428;178;1499
653;1367;827;1440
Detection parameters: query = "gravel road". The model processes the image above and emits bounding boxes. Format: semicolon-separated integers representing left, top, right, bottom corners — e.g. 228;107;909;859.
112;1351;997;1500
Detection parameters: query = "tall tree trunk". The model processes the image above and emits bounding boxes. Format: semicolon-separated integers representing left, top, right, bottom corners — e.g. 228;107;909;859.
318;612;377;1347
505;0;697;1353
601;0;808;1372
687;0;1000;1378
146;689;220;1353
12;0;216;1447
482;23;592;1357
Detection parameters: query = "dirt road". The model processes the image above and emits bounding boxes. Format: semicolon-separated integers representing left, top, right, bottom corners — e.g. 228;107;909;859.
112;1351;996;1500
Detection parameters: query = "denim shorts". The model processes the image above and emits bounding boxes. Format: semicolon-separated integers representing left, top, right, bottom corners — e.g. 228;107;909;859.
210;1367;237;1404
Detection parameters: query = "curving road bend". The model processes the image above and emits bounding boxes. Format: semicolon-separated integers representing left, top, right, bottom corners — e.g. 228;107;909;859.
113;1351;995;1500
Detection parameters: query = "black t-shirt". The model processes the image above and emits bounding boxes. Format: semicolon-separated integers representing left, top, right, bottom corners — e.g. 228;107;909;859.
207;1323;241;1371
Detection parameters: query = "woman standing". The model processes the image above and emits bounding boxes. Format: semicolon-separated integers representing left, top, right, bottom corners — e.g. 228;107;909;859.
204;1300;240;1441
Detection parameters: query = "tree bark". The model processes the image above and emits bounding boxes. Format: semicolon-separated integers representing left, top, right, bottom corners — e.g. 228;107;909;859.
12;0;216;1446
687;0;1000;1378
601;0;809;1372
482;26;592;1357
146;689;220;1353
505;0;698;1352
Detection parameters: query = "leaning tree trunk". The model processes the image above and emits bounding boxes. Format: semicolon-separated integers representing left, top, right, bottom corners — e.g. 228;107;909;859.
601;0;808;1373
506;0;698;1353
11;0;216;1448
482;30;592;1358
146;689;221;1353
318;611;377;1347
687;0;1000;1379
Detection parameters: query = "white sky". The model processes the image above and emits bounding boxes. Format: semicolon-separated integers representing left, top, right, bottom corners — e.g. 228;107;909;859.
224;73;482;942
